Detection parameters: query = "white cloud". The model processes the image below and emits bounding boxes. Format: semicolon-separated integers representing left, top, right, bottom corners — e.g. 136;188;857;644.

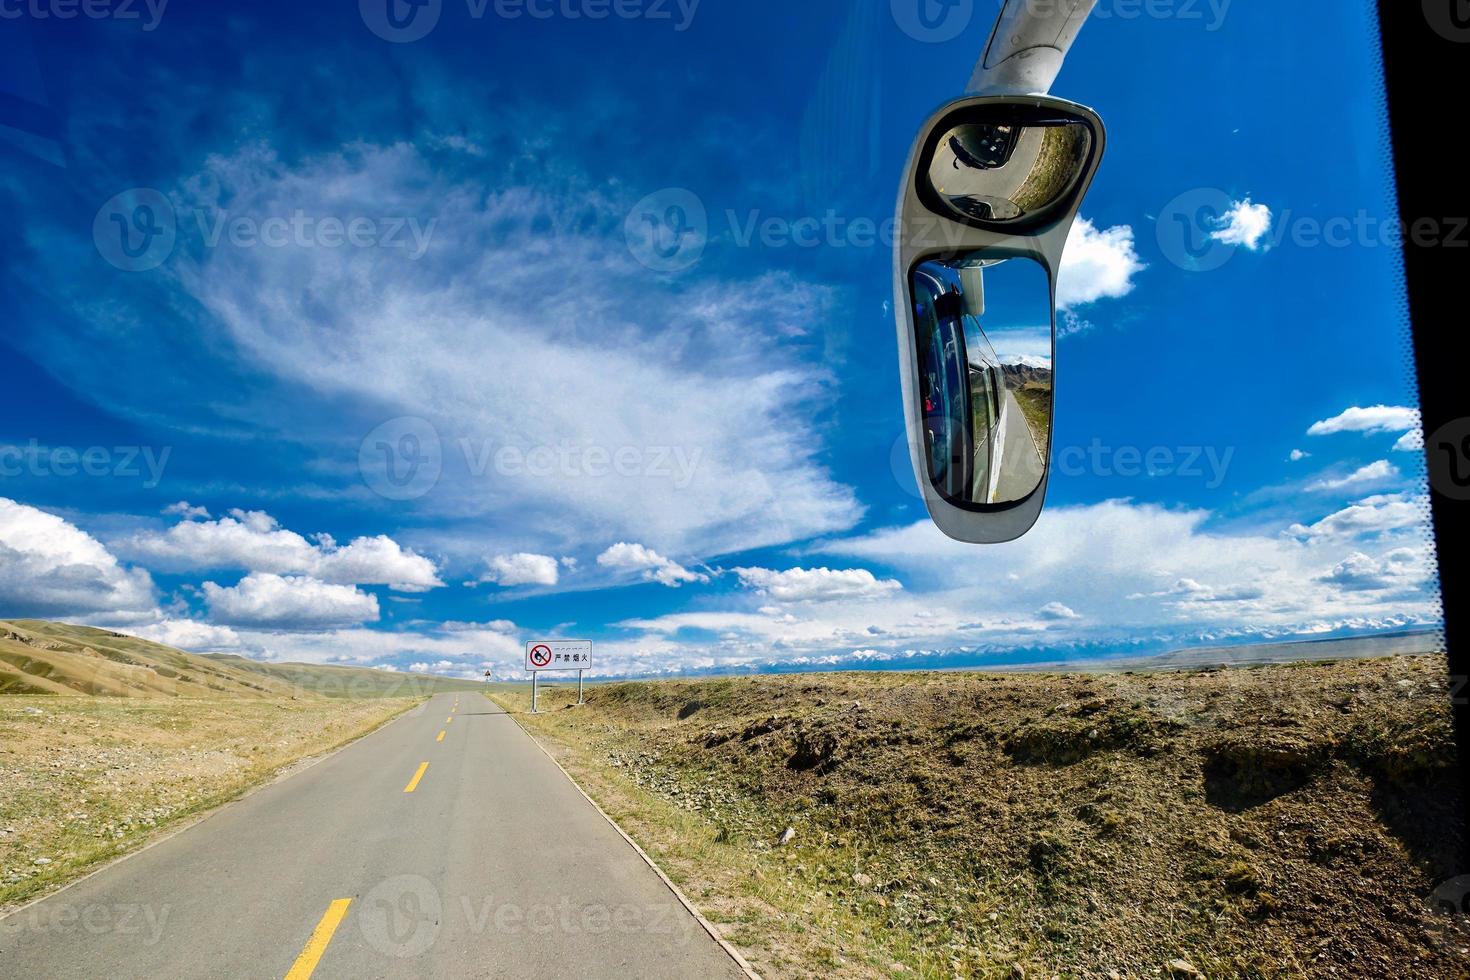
202;573;380;629
1288;449;1310;462
1305;460;1401;492
1287;493;1428;539
163;501;210;520
146;142;860;561
593;497;1437;677
732;566;902;603
131;618;242;651
1317;548;1431;593
1393;429;1425;453
596;542;707;587
1057;217;1146;309
1209;197;1273;251
0;498;156;621
477;552;560;587
1308;405;1419;437
1036;602;1079;621
120;510;443;592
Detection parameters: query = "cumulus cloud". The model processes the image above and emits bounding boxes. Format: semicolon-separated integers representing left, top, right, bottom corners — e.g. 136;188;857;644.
732;566;902;603
1393;429;1425;453
1288;449;1310;462
1057;218;1146;309
0;498;156;621
163;501;210;520
596;542;707;587
119;510;442;591
1305;460;1401;492
1209;197;1273;250
1287;493;1428;539
1308;405;1419;437
1037;602;1079;621
1317;548;1430;592
131;618;242;651
477;552;560;587
202;573;380;629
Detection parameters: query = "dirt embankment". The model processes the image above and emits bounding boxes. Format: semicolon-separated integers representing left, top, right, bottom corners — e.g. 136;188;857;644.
499;657;1467;979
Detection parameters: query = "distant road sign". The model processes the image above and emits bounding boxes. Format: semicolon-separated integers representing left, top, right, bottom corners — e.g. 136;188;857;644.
525;640;592;672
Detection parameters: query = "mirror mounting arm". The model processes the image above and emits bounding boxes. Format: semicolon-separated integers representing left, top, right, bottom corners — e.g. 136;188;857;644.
967;0;1098;97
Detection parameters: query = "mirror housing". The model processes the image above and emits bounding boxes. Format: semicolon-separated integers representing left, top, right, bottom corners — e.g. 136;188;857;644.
894;95;1105;543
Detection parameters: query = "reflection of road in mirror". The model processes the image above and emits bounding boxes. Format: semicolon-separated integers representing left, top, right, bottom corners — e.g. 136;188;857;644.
910;254;1051;507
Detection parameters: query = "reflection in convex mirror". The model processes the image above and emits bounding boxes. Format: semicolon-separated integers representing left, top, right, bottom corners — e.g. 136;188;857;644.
923;111;1094;228
910;254;1052;507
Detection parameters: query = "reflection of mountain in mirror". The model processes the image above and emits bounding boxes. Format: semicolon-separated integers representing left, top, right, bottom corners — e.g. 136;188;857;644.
909;255;1052;507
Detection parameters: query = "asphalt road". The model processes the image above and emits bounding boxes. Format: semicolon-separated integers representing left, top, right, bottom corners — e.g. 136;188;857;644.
0;694;747;979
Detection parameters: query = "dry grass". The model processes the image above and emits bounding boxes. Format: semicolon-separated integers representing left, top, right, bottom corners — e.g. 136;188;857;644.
492;658;1468;979
0;695;418;910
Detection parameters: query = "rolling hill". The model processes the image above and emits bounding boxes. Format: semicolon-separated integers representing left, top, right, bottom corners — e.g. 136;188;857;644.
0;619;487;698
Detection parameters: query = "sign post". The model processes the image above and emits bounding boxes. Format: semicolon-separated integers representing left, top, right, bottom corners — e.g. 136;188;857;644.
524;640;592;714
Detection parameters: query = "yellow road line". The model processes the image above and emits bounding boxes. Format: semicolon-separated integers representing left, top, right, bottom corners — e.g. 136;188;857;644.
403;761;429;793
284;898;352;980
445;716;452;724
436;730;445;742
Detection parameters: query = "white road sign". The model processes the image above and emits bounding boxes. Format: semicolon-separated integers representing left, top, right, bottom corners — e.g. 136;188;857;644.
525;640;592;672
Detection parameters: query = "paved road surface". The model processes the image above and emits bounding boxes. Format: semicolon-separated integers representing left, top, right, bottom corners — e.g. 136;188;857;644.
0;694;746;979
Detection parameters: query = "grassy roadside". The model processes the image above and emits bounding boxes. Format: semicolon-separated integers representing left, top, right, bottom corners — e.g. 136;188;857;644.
489;659;1466;979
489;682;919;978
0;696;421;911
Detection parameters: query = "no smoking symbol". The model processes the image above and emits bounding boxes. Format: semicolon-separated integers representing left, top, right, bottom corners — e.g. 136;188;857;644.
529;644;553;668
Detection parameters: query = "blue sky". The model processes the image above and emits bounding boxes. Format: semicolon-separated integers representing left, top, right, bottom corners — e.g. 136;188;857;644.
0;0;1440;678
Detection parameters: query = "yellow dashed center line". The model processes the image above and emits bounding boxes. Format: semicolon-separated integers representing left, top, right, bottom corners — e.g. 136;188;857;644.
436;730;445;742
403;762;429;793
284;898;352;980
445;716;452;724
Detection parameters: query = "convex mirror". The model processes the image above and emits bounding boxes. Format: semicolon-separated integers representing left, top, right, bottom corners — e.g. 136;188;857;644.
894;95;1104;543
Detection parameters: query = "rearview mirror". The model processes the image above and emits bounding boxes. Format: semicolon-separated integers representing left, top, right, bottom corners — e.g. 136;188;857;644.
894;95;1104;543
